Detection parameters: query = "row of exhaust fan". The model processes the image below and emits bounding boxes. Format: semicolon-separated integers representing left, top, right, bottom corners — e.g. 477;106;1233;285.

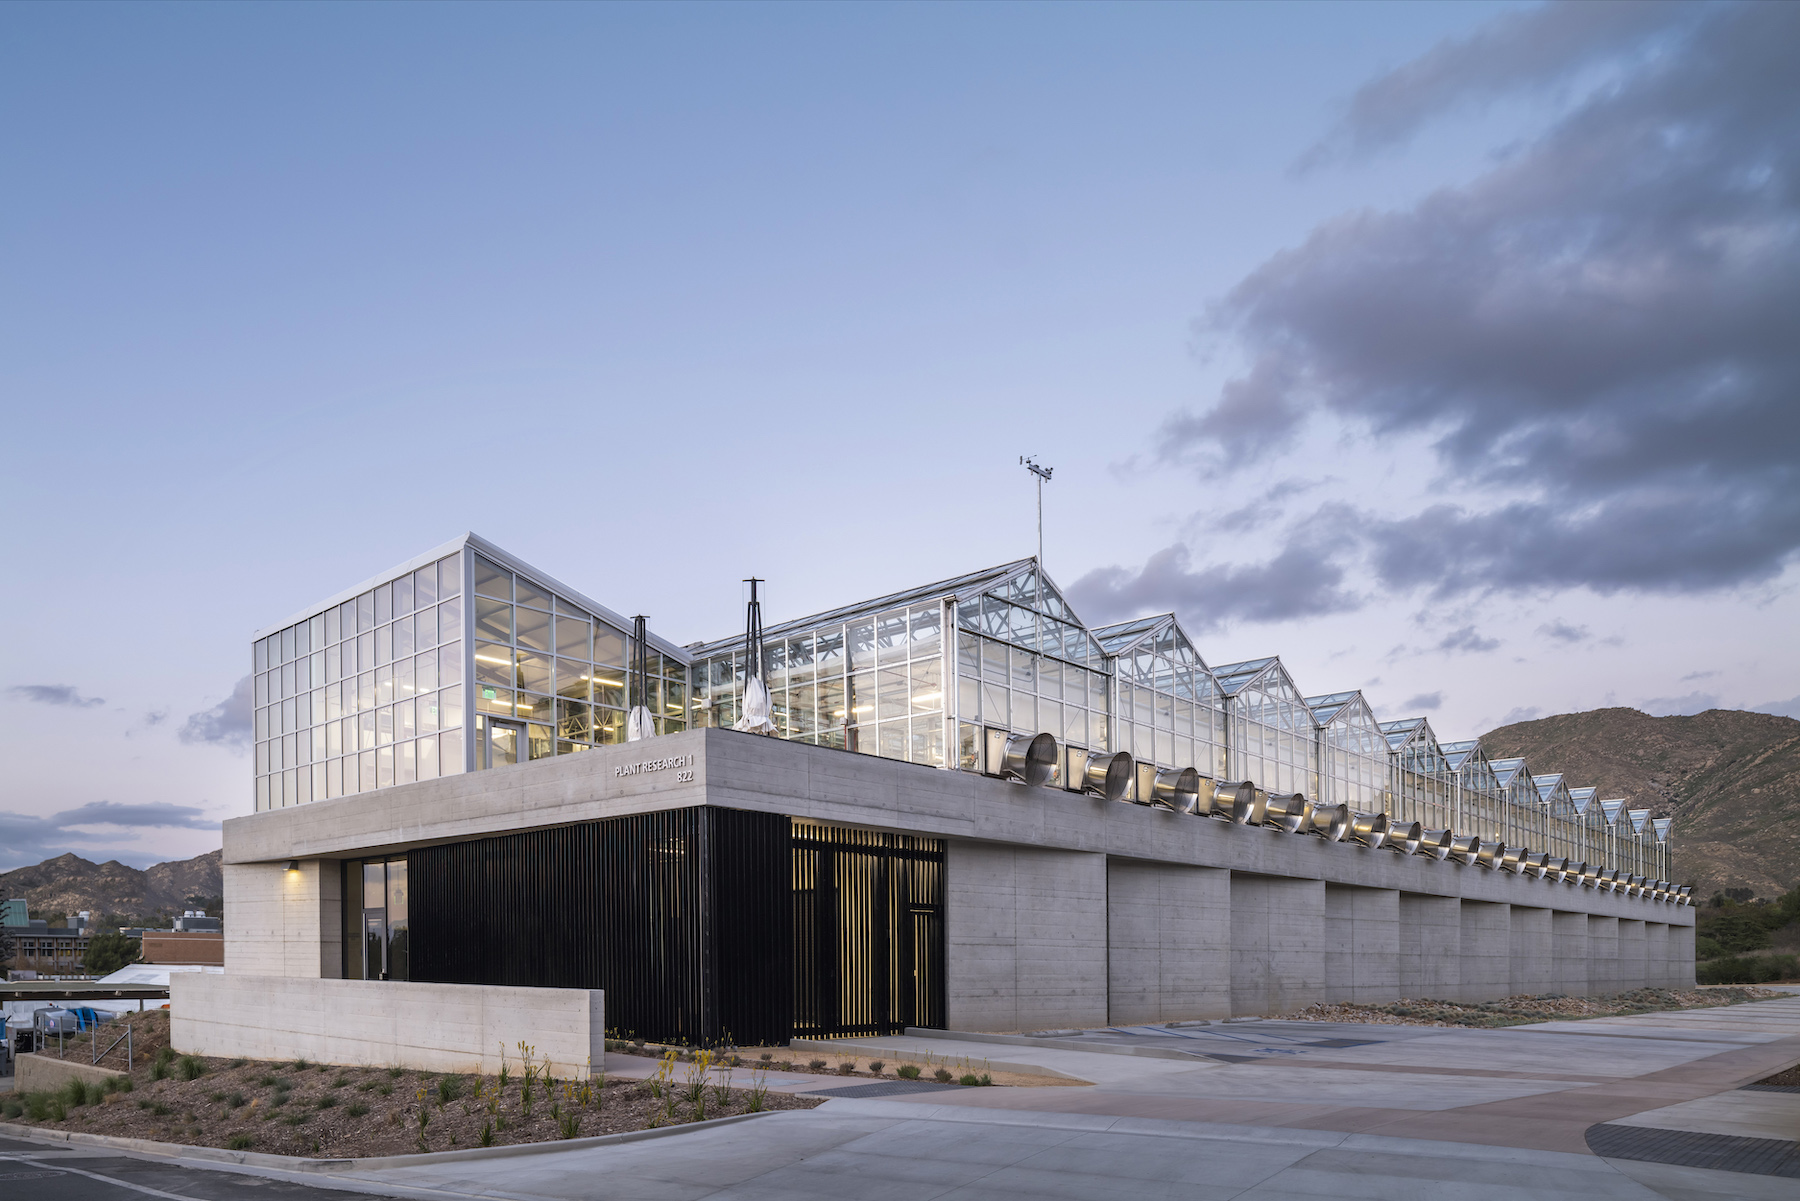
982;729;1690;906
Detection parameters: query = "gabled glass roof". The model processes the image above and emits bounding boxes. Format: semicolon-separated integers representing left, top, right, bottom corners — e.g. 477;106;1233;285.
1600;798;1627;825
1652;817;1672;842
1533;773;1567;799
1096;613;1218;700
1629;808;1651;834
1438;738;1479;771
1488;757;1530;788
1569;785;1598;815
1305;690;1367;727
1093;614;1168;655
691;557;1036;654
1379;717;1430;752
1211;658;1280;697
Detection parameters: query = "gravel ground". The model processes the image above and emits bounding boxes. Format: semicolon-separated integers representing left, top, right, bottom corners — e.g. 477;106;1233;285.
1;1013;819;1158
1279;986;1784;1028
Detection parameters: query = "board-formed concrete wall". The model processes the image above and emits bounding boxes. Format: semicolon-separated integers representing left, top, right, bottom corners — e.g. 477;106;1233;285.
170;974;603;1077
946;841;1107;1032
1398;893;1460;1000
1324;885;1400;1004
1231;875;1326;1016
1619;919;1647;993
1107;860;1231;1023
1588;916;1621;994
1509;907;1553;997
1458;902;1511;1002
223;860;340;979
1552;910;1589;996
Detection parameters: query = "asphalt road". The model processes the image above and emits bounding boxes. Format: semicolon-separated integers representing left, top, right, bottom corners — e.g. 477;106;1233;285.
0;1135;374;1201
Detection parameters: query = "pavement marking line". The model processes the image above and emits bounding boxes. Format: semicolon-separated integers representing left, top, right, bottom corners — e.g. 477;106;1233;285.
0;1152;216;1201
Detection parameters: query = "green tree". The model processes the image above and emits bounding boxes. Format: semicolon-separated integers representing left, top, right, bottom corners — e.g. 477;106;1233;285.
82;931;140;976
0;927;15;972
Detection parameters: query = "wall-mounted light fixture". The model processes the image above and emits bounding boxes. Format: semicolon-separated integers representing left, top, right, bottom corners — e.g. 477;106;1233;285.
285;860;300;872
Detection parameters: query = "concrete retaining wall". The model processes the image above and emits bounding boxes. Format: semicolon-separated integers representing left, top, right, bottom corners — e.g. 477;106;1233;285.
14;1054;128;1093
1230;875;1325;1016
1324;885;1399;1005
169;975;603;1077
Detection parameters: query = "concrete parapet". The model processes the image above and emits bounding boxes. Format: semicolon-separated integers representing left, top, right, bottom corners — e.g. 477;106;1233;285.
1106;860;1230;1023
14;1055;128;1094
1508;907;1553;997
1457;902;1510;1002
1231;874;1325;1016
1644;923;1671;988
946;841;1107;1033
169;974;603;1077
1324;885;1400;1004
1551;911;1589;996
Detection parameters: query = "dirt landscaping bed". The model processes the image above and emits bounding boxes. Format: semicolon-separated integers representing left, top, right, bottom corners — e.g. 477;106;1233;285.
1;1012;820;1158
609;1039;1083;1087
1281;985;1784;1028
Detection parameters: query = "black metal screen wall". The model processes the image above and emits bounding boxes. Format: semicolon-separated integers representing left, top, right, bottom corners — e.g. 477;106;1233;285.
407;806;790;1046
792;820;945;1037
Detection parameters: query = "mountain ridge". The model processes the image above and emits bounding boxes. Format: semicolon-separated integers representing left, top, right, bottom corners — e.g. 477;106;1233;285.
0;849;223;921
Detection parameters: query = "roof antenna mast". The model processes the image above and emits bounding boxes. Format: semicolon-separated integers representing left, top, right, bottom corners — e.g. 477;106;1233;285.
1020;456;1054;570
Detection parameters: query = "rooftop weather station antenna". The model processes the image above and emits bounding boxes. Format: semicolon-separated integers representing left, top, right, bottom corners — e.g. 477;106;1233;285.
1020;456;1053;569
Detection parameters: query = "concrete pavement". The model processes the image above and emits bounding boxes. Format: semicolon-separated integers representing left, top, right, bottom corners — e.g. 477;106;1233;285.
3;995;1798;1199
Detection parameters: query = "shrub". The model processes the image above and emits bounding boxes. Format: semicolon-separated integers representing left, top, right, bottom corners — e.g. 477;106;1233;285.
333;1074;350;1088
209;1091;226;1104
59;1079;88;1108
933;1068;954;1083
148;1101;169;1116
959;1074;979;1086
315;1094;337;1109
227;1093;247;1109
558;1111;580;1139
293;1058;311;1071
347;1102;369;1118
386;1067;403;1079
257;1074;278;1087
479;1121;494;1147
177;1055;205;1082
837;1062;855;1075
868;1061;885;1076
229;1059;247;1069
226;1134;254;1150
896;1065;921;1080
436;1076;461;1107
50;1100;68;1121
1697;954;1800;985
807;1059;827;1072
26;1093;53;1121
758;1052;773;1062
2;1099;22;1120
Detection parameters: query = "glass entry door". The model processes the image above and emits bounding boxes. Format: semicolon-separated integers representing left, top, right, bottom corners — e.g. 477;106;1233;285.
363;911;387;980
477;716;523;770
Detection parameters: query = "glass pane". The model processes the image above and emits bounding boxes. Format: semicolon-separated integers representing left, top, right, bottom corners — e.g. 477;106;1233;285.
254;638;268;673
376;705;394;745
394;573;414;616
558;698;592;741
438;640;463;686
878;665;909;722
515;578;551;610
595;706;625;745
397;739;416;784
527;723;554;761
363;861;386;909
474;556;510;600
878;719;907;761
910;720;945;767
377;746;394;787
910;606;941;655
516;651;552;693
555;616;591;659
441;685;462;728
415;651;437;692
397;698;416;740
519;692;554;723
592;666;626;709
474;642;513;688
438;596;462;644
910;657;943;712
475;598;512;643
441;727;464;773
415;565;437;608
556;658;590;700
374;584;392;626
593;624;626;667
477;685;514;715
437;553;462;597
849;621;876;670
418;690;440;734
418;734;439;779
339;600;355;639
394;615;414;659
377;665;396;705
357;592;375;633
516;605;550;652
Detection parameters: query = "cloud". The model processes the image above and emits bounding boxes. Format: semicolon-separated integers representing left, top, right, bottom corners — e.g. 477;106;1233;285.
143;710;168;727
1640;691;1722;717
1538;620;1590;644
1304;1;1703;163
1160;3;1800;600
1681;670;1719;682
1066;538;1358;631
1752;695;1800;720
7;684;105;708
1438;626;1500;653
1397;692;1444;713
178;675;253;752
0;801;219;872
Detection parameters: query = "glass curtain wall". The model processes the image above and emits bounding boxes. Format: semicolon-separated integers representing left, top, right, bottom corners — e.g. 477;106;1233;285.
1096;615;1225;778
1444;741;1518;846
253;552;465;811
469;552;685;767
1381;719;1455;829
1535;775;1581;862
1488;759;1550;855
1308;692;1390;812
1215;659;1319;796
1651;818;1672;880
1569;787;1611;868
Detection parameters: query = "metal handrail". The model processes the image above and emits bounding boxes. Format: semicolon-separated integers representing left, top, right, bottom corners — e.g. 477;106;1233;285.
94;1021;133;1070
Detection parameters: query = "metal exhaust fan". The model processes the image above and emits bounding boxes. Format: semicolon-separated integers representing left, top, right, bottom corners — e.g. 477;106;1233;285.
1580;864;1602;889
1543;857;1568;883
1151;766;1202;814
1208;781;1261;824
1082;750;1135;803
1417;828;1453;861
1384;819;1423;855
998;731;1058;787
1599;869;1621;893
1678;885;1693;905
1192;775;1221;817
1446;834;1480;865
1499;845;1526;874
1474;840;1507;870
1306;802;1352;841
1348;811;1389;849
1265;792;1312;834
1522;852;1550;879
1563;860;1588;886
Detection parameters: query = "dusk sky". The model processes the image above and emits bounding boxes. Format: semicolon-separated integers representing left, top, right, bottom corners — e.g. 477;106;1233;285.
3;2;1796;871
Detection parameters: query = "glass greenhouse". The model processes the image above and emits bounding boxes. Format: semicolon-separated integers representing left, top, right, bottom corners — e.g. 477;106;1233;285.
250;543;1674;881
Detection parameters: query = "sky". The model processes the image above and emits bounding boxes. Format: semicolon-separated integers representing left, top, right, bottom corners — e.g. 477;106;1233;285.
2;1;1796;871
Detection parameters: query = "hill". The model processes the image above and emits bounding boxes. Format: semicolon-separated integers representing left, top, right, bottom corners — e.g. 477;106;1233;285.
0;849;222;923
1480;708;1800;901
